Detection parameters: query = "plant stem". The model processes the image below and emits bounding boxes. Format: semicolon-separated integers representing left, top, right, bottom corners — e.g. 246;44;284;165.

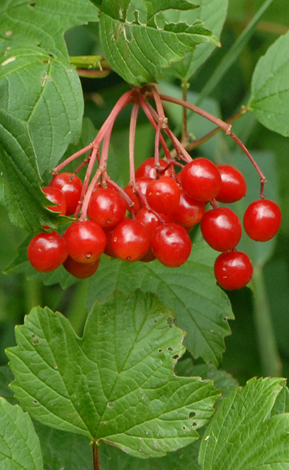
129;102;139;184
252;266;282;377
187;106;249;151
92;441;100;470
181;80;189;143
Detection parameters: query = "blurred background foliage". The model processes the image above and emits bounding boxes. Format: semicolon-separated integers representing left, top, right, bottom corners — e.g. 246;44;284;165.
1;0;289;384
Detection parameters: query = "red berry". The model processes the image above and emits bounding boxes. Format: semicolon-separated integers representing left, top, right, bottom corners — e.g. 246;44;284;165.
146;176;180;214
214;251;253;290
124;177;152;213
42;187;66;216
180;158;221;202
112;219;151;262
49;173;82;216
87;188;126;228
136;208;165;237
151;223;191;267
201;207;242;252
216;165;247;203
103;228;116;258
63;256;100;279
64;220;106;263
243;199;281;242
135;158;169;179
170;189;206;227
27;231;68;272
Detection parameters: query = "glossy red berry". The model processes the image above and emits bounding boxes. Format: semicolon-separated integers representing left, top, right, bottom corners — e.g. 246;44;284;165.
49;173;82;216
124;177;152;213
103;228;116;258
243;199;281;242
136;208;165;237
151;223;191;267
87;188;126;228
214;251;253;290
112;219;151;262
216;164;247;203
42;187;66;216
146;176;180;214
63;256;100;279
64;220;106;263
135;158;169;179
201;207;242;252
27;231;68;272
180;158;222;202
170;189;206;227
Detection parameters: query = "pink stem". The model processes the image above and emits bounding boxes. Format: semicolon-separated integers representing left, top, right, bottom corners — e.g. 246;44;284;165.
129;102;140;185
52;144;93;174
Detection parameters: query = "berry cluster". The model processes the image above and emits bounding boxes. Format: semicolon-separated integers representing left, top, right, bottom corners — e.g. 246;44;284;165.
27;86;281;289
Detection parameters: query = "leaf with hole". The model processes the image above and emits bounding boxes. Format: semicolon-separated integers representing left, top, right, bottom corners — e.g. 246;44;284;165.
7;290;219;458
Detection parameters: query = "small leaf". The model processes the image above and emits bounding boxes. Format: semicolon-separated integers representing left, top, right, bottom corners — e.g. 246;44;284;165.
99;0;220;85
7;290;219;458
0;0;99;57
199;377;289;470
0;398;43;469
87;242;234;365
249;30;289;137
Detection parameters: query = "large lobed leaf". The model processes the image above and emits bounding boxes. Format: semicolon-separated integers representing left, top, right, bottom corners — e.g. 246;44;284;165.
99;0;220;85
0;0;99;57
86;242;234;366
249;30;289;137
199;377;289;470
7;290;219;459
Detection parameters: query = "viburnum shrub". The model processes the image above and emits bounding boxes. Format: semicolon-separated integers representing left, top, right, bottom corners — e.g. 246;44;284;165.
0;1;288;470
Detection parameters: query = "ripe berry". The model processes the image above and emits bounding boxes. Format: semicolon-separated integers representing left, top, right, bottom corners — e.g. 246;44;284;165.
49;173;82;215
42;187;66;216
124;177;152;213
151;223;191;267
146;176;180;214
170;189;206;227
180;158;221;202
135;158;169;179
214;251;253;290
63;256;100;279
27;231;68;272
87;188;126;228
112;218;151;262
64;220;106;263
136;208;165;236
216;164;247;203
243;199;281;242
201;207;242;252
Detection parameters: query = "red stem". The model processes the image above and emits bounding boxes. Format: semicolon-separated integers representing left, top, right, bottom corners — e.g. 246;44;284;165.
93;441;100;470
129;102;139;185
53;144;93;174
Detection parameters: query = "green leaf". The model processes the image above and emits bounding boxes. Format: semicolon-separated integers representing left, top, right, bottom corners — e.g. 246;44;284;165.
0;0;99;57
0;110;61;232
249;30;289;137
0;398;43;469
168;0;228;80
176;359;238;403
99;0;220;85
86;242;234;366
199;377;289;470
0;366;17;405
0;46;84;174
7;290;219;458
